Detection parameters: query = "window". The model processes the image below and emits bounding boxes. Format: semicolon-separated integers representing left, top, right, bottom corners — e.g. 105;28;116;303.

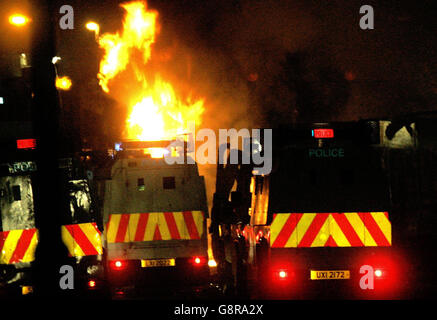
12;185;21;201
137;178;145;191
163;177;175;189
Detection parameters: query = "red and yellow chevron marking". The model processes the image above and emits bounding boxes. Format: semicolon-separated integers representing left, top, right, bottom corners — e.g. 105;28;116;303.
106;211;205;243
270;212;391;248
0;229;38;264
61;222;103;257
0;223;102;264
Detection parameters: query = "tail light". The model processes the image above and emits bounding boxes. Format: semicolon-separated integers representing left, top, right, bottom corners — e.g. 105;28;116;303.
355;250;410;298
274;268;292;282
88;280;97;288
270;259;295;284
374;269;383;278
192;256;207;266
278;270;288;279
110;260;127;271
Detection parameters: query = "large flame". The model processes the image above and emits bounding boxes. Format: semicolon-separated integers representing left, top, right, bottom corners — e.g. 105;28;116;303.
96;1;204;141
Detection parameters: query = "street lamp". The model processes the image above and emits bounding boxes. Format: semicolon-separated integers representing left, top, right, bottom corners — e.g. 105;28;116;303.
52;56;62;65
9;14;30;27
85;21;100;39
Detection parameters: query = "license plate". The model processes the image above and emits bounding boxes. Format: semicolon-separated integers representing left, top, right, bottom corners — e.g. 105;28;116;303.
310;270;350;280
141;259;175;268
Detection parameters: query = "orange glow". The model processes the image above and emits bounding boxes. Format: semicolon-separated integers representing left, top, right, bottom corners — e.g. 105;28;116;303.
56;76;72;90
125;77;204;141
9;14;29;26
248;73;258;82
95;1;204;141
143;147;168;158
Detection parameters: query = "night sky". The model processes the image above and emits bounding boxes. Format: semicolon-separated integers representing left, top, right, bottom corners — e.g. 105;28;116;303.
2;0;437;145
47;0;436;208
53;0;437;134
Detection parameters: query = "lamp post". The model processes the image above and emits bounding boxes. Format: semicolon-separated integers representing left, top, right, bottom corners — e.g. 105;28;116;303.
85;21;100;40
27;0;69;298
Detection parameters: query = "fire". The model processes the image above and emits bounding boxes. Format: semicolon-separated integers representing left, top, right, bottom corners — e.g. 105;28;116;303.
144;147;169;158
126;75;204;141
96;1;204;141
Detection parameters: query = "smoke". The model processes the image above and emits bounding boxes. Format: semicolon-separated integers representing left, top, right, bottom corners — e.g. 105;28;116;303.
148;0;436;208
151;0;359;128
163;0;437;125
148;0;338;207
